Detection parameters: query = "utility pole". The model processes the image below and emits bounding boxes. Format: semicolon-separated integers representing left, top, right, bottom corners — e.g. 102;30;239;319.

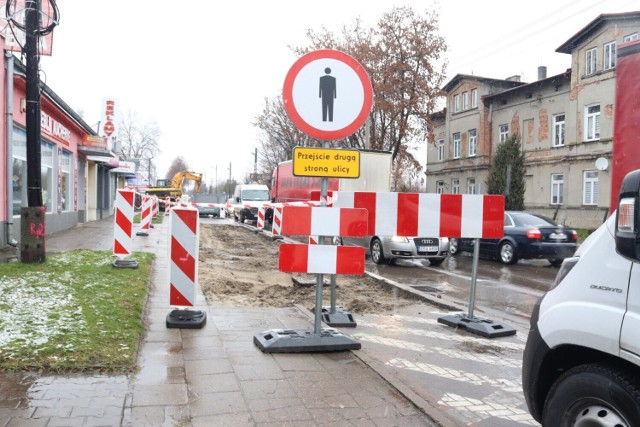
253;148;258;175
227;162;232;198
21;0;45;263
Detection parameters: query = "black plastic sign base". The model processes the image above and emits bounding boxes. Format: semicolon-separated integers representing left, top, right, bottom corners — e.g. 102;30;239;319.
320;306;357;327
166;309;207;329
254;328;361;353
437;313;516;338
136;231;149;236
112;259;139;269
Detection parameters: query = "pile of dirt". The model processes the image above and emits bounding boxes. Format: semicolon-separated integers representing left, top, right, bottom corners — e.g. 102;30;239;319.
198;224;421;314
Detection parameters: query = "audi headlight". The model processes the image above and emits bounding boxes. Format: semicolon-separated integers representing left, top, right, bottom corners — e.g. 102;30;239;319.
390;236;409;243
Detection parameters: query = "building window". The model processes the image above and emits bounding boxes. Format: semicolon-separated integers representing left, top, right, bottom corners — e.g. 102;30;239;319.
468;129;477;156
452;179;460;194
471;89;478;108
453;94;460;113
12;129;27;216
436;181;444;194
553;114;565;147
41;141;54;213
462;92;469;110
583;171;599;206
467;177;477;194
453;133;461;158
499;124;509;143
551;173;564;205
437;139;444;161
585;47;597;75
585;104;600;141
60;150;72;212
624;33;638;42
604;41;616;70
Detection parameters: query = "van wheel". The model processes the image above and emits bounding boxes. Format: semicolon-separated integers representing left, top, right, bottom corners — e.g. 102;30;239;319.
543;364;640;427
370;238;387;265
239;212;245;223
499;241;517;264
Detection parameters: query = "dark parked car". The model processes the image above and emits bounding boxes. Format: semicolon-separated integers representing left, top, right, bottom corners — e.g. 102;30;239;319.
196;204;220;218
448;211;577;266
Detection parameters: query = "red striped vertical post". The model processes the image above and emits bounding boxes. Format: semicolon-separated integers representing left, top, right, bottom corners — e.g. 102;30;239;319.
167;205;206;328
137;195;152;236
113;189;138;268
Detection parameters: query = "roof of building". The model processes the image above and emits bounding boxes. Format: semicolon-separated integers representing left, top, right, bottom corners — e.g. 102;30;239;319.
556;10;640;54
440;74;526;94
482;68;572;102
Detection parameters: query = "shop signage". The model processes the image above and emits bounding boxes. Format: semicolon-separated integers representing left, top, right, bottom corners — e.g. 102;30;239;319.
41;111;71;144
102;99;117;138
81;135;108;149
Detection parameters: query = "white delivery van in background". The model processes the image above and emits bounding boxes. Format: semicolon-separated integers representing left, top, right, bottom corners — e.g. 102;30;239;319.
522;169;640;426
231;184;270;224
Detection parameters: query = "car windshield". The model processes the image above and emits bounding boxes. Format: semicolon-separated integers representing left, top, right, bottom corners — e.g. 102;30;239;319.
510;212;559;228
242;190;270;201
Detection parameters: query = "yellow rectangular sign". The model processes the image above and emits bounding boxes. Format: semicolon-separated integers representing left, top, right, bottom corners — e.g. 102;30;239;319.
292;147;360;178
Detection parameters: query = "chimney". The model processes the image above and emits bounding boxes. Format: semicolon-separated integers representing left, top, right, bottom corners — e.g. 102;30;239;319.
538;66;547;80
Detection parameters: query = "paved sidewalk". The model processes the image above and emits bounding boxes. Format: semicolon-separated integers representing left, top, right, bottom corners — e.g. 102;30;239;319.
0;217;442;427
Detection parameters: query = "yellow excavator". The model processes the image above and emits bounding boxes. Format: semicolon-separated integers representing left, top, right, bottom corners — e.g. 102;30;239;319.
145;171;203;209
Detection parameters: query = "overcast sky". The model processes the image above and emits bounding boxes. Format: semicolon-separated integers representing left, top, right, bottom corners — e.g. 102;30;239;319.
35;0;638;187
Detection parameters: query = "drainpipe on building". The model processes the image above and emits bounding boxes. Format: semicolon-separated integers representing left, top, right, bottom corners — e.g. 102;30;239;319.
5;53;17;247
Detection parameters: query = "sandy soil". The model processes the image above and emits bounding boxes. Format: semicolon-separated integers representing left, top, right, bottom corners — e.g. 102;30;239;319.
198;224;421;313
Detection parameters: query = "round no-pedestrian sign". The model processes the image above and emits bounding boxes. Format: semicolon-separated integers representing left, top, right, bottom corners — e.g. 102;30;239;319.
283;49;373;141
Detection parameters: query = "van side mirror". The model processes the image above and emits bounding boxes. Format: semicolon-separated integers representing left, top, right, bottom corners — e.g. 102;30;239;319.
615;169;640;262
236;197;240;203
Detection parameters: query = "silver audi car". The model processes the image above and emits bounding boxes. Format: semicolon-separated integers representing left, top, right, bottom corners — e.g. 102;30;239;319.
339;235;450;266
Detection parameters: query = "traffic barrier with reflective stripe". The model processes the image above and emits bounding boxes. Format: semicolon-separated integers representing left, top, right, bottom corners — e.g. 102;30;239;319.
113;189;135;257
169;206;199;306
331;192;504;238
280;206;368;237
279;244;365;275
272;206;283;236
138;195;152;234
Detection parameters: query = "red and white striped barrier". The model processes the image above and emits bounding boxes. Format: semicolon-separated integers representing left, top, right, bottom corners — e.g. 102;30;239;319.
169;205;199;307
280;206;368;237
272;206;283;236
152;197;159;219
331;192;504;238
279;244;365;275
277;206;368;275
113;189;135;257
257;205;268;229
137;195;152;236
164;197;172;216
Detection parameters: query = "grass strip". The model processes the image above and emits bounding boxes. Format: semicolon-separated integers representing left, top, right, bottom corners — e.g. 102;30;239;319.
0;250;154;373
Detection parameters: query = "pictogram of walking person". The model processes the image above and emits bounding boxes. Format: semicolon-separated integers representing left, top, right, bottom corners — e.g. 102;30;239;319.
319;67;336;122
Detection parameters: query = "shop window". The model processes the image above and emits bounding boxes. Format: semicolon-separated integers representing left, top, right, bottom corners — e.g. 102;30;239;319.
60;150;72;211
41;141;54;213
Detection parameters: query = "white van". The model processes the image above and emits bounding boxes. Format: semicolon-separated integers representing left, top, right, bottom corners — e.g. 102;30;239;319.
231;184;270;223
522;169;640;426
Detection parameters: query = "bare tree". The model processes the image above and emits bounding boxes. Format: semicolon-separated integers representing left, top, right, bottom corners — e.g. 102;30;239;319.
165;156;190;180
299;7;447;161
118;110;161;182
253;96;326;174
254;6;447;188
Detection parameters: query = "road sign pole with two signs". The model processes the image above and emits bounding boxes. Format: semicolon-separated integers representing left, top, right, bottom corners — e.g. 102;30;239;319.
254;49;373;353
